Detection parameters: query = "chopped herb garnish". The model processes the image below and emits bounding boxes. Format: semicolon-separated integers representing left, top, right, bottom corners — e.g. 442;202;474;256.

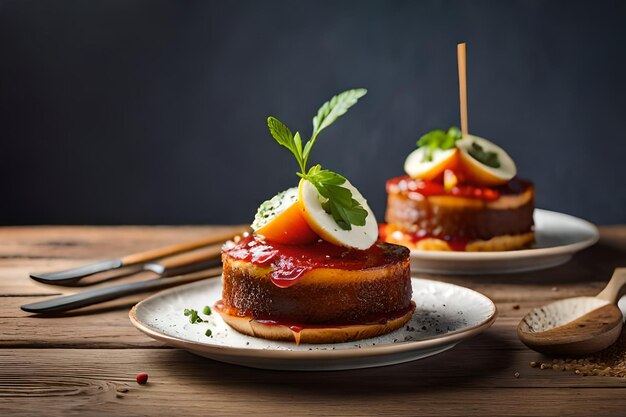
468;142;501;168
203;305;212;316
417;126;462;162
183;308;204;324
205;329;213;337
267;89;368;230
252;187;298;231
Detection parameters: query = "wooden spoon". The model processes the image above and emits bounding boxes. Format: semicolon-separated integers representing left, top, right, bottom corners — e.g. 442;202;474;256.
518;268;626;356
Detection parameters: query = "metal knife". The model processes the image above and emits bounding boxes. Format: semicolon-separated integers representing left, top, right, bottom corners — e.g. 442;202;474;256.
21;266;223;314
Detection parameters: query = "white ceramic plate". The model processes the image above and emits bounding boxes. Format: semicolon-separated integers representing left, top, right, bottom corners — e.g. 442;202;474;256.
130;277;496;371
410;209;599;275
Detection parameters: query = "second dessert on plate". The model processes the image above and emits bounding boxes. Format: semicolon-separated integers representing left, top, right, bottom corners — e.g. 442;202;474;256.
381;44;535;252
382;129;535;252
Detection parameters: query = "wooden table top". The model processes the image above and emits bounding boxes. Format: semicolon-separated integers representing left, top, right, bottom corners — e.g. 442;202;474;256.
1;225;626;417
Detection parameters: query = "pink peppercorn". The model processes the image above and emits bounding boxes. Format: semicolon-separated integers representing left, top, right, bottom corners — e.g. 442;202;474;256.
136;372;148;385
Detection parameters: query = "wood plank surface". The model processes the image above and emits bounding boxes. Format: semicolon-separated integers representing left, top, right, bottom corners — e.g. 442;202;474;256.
2;348;626;417
1;225;625;417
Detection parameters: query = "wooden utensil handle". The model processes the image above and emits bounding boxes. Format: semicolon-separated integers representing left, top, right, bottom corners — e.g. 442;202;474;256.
156;244;223;270
120;227;247;265
596;268;626;304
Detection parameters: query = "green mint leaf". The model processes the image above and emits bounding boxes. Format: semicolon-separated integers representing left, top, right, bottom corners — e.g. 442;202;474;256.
447;126;462;141
303;89;367;167
302;140;313;164
303;165;368;231
267;116;294;150
305;164;345;186
293;131;303;158
417;129;445;148
312;88;367;137
345;199;368;225
417;126;462;162
417;129;446;162
325;184;353;206
321;199;351;230
267;116;304;171
441;126;462;149
468;142;501;168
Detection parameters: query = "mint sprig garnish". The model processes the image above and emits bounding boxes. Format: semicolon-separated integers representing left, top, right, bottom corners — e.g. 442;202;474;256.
299;165;368;230
417;126;462;162
308;89;367;168
267;117;306;173
266;89;368;231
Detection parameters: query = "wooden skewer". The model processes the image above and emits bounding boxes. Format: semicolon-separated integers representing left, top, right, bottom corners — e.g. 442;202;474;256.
457;42;468;136
121;228;245;265
154;244;224;271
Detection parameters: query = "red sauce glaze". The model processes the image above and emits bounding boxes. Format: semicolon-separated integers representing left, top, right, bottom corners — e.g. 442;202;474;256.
386;176;532;201
222;234;409;288
214;300;415;333
379;224;470;251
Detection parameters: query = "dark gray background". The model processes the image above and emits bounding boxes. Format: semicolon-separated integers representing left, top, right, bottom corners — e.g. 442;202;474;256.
1;0;625;226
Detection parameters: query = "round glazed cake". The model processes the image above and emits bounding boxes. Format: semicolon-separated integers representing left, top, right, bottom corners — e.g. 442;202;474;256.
217;234;414;344
382;176;535;251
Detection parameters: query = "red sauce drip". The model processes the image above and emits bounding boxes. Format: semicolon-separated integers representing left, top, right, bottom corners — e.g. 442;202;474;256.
223;234;409;288
379;224;470;251
386;176;532;201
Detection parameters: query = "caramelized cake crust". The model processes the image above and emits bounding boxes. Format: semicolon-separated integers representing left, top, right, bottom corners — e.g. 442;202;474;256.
384;176;535;251
217;235;414;343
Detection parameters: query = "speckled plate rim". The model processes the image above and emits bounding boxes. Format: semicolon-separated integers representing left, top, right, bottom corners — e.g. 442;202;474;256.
129;277;497;361
410;209;599;262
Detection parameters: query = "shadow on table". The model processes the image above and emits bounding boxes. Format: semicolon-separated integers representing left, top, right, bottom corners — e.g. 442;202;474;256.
166;330;514;396
422;240;626;290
